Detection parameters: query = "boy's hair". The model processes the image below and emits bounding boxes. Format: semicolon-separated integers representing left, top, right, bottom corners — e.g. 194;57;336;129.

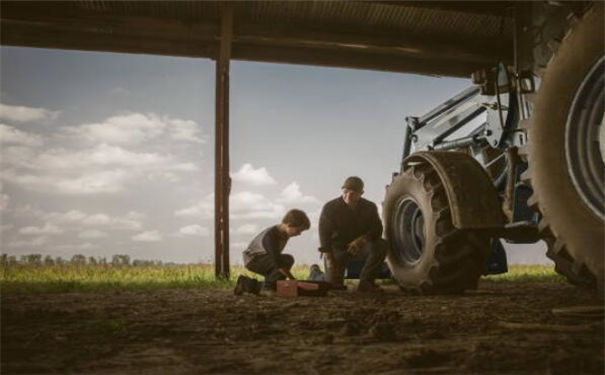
282;209;311;230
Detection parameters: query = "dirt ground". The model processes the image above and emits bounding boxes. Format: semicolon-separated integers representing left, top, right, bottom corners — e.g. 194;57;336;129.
2;280;603;374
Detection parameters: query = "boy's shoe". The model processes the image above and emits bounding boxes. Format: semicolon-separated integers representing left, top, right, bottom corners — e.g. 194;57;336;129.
234;275;261;296
259;288;276;297
234;275;247;296
259;281;277;297
331;284;348;291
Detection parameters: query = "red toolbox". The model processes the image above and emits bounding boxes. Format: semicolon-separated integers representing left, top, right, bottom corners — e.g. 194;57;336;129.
276;280;332;297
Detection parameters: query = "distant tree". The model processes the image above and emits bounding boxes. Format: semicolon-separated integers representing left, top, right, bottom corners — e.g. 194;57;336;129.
43;255;55;266
111;254;131;266
132;259;155;267
8;256;17;265
98;257;107;265
55;256;66;265
71;254;87;265
22;254;42;266
88;256;97;265
1;254;7;266
111;255;121;265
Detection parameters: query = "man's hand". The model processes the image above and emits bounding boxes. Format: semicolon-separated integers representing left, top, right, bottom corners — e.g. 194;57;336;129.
279;268;296;280
346;236;367;256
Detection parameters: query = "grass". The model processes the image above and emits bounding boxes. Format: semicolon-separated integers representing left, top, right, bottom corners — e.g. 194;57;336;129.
483;264;566;284
1;263;563;295
0;263;313;295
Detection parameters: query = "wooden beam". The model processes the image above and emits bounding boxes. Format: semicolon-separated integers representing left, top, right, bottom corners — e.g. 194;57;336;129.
1;18;217;58
214;3;232;280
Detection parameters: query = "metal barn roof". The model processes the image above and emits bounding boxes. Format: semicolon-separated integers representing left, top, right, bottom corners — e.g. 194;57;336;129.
1;1;515;77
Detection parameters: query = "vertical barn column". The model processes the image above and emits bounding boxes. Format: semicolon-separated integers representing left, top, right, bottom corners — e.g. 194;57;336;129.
214;3;233;279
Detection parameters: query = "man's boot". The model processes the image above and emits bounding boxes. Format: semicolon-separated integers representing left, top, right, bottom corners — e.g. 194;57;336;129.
248;277;261;295
357;279;383;294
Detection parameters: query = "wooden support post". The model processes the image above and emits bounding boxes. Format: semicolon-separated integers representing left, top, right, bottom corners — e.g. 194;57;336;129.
214;4;233;279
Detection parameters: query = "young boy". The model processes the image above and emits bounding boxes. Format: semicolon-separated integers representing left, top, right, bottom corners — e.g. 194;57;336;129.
234;209;311;295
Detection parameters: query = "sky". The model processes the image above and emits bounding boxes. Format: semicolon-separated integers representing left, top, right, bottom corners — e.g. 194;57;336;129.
0;46;548;265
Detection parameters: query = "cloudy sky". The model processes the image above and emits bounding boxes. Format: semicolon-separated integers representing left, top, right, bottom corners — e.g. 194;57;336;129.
0;46;547;265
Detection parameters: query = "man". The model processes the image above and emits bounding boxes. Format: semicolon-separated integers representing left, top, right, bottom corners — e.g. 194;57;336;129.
318;176;387;292
234;209;311;295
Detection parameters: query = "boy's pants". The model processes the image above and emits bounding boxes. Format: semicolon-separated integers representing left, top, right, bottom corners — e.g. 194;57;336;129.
246;253;294;289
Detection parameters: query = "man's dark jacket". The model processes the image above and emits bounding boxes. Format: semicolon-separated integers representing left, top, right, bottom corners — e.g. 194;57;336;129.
318;197;383;253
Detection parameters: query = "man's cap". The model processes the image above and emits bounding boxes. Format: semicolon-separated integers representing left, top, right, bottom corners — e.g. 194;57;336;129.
342;176;364;192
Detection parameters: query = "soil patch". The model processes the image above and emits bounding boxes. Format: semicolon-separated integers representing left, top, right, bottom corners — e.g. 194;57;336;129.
2;280;603;374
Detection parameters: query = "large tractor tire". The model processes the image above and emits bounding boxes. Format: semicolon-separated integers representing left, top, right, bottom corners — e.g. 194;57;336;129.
524;3;604;290
383;161;491;294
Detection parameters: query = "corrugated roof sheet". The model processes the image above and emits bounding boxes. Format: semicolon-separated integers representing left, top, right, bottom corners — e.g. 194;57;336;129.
1;1;515;77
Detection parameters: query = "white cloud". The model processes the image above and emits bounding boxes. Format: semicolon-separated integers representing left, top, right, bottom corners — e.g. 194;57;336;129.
0;224;14;232
132;230;162;242
81;212;143;231
176;192;285;219
3;142;198;175
0;193;9;211
0;124;44;147
5;236;49;248
0;146;37;169
50;242;96;252
40;144;169;170
277;182;320;205
170;162;198;171
19;223;63;235
109;87;130;96
1;113;202;197
1;168;129;194
233;224;259;235
0;103;59;123
231;164;277;186
231;191;285;219
45;209;87;223
178;224;209;237
78;229;107;239
63;113;165;145
230;241;249;251
26;208;143;231
62;113;203;145
168;118;204;143
175;194;214;218
56;169;130;194
146;171;180;183
306;209;321;229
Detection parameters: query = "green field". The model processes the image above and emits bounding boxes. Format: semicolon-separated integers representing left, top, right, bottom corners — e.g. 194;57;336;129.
482;264;565;283
0;263;564;295
0;263;312;294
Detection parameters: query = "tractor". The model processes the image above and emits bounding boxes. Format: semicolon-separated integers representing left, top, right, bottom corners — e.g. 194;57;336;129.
383;2;603;294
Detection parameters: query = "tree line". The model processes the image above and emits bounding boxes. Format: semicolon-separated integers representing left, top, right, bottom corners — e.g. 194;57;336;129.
0;253;173;267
